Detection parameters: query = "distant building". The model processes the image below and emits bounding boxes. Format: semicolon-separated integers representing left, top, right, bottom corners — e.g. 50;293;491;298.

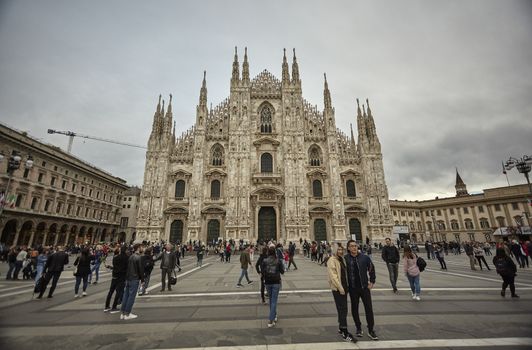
390;170;531;243
119;186;141;243
137;48;392;244
0;123;129;246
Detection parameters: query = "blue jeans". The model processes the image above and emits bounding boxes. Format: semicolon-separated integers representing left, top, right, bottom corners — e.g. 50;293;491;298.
75;275;89;294
35;265;44;283
121;279;140;315
407;273;421;295
89;263;100;282
265;283;281;322
139;273;151;294
238;269;250;284
6;262;15;279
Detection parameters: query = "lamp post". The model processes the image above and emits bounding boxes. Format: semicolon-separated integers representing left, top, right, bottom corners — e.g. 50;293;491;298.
504;155;532;194
0;151;34;219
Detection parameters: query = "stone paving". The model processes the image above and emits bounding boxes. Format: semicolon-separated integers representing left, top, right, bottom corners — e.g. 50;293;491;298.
0;251;531;350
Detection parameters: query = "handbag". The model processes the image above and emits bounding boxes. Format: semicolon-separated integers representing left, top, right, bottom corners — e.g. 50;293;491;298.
169;269;177;285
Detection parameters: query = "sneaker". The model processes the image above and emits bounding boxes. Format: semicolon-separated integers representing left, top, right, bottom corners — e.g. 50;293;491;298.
123;313;138;320
267;321;275;328
236;284;243;288
247;280;254;285
120;314;125;320
412;293;416;300
511;294;520;298
74;294;79;298
501;290;506;297
274;315;278;322
103;308;111;312
110;308;120;314
415;295;421;301
262;300;267;305
393;287;398;293
355;329;363;337
341;330;356;343
92;281;98;285
82;292;87;296
368;330;379;340
47;295;53;299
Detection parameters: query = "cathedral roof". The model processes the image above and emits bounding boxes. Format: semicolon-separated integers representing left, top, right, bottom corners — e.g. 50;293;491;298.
251;70;281;95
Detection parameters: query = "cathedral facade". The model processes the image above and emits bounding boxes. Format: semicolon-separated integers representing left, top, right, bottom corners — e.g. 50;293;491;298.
136;48;392;244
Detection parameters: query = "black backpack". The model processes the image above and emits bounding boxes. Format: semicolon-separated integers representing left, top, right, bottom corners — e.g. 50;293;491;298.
264;256;280;280
416;256;427;272
494;257;510;275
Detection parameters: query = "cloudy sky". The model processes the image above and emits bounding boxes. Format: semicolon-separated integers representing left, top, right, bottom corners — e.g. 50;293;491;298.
1;0;531;200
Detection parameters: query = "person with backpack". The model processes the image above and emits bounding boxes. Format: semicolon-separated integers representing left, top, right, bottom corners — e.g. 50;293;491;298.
73;248;91;297
473;243;491;270
120;242;145;320
89;245;104;284
138;247;154;296
104;246;129;313
237;245;253;287
345;240;378;341
403;245;421;301
255;246;268;304
434;243;447;270
328;244;356;343
493;247;519;298
287;242;298;270
196;245;205;267
261;245;284;328
464;242;477;270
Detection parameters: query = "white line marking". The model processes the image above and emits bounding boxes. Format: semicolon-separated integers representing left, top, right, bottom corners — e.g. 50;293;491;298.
424;268;532;286
145;263;211;292
140;287;532;298
149;337;532;350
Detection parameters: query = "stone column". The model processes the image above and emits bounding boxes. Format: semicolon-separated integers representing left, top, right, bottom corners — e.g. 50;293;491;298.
28;230;36;247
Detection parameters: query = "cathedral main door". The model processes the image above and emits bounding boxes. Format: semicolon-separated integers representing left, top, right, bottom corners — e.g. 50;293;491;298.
258;207;276;242
314;219;327;242
207;219;220;244
170;220;184;244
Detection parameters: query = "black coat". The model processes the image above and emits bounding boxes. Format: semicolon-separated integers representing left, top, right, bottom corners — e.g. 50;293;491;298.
381;245;400;264
45;251;69;273
111;252;129;280
74;255;91;276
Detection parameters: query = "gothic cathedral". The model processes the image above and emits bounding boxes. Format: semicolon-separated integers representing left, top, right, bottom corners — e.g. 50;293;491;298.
136;48;392;245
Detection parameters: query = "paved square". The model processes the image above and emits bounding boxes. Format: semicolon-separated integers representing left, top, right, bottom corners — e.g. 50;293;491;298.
0;251;531;350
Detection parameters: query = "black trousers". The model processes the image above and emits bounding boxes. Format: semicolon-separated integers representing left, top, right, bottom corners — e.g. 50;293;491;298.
476;256;490;270
161;268;172;290
437;257;447;269
260;275;266;302
105;278;125;309
288;256;297;269
38;271;62;298
332;290;348;330
349;288;375;332
502;274;516;296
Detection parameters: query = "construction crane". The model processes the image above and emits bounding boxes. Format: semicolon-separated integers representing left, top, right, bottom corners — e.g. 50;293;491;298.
47;129;147;153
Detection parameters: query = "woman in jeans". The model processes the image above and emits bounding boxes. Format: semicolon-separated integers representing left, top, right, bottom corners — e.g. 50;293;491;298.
35;248;48;283
74;248;91;297
138;247;154;296
327;244;356;342
255;246;268;304
403;246;421;301
261;245;284;328
473;243;491;270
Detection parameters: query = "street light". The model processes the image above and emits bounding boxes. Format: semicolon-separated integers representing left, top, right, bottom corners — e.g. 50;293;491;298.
0;151;34;218
504;155;532;194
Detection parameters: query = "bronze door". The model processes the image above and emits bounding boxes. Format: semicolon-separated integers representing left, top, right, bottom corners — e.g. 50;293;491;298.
258;207;276;242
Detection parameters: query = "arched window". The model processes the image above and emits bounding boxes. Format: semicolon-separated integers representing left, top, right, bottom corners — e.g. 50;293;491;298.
451;220;459;230
410;222;415;231
346;180;356;197
464;219;474;230
417;222;423;231
211;144;224;166
394;220;400;225
260;105;273;133
496;216;506;227
175;180;185;199
437;220;446;230
426;221;433;231
514;215;523;226
261;153;273;173
210;180;221;199
480;218;490;229
308;146;321;166
312;179;323;198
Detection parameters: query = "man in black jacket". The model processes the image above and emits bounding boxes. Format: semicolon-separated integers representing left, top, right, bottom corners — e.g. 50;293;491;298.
120;243;144;320
345;240;378;341
381;238;400;293
37;246;69;299
104;246;129;312
156;243;177;292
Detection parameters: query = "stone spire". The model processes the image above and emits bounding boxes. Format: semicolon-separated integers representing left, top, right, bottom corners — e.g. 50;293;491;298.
199;70;207;108
350;123;355;143
323;73;332;110
242;47;250;83
291;48;300;83
165;94;173;135
366;98;376;138
356;98;367;146
151;94;162;132
455;168;469;197
231;46;240;85
282;48;290;85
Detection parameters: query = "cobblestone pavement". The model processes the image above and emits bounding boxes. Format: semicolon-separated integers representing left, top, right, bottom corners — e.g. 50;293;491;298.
0;251;531;349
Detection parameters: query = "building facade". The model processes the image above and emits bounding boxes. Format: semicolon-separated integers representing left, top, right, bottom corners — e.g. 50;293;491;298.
0;123;129;246
137;48;392;244
390;171;532;243
119;186;141;243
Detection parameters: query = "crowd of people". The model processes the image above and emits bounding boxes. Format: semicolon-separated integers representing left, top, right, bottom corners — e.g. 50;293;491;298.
0;235;529;341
